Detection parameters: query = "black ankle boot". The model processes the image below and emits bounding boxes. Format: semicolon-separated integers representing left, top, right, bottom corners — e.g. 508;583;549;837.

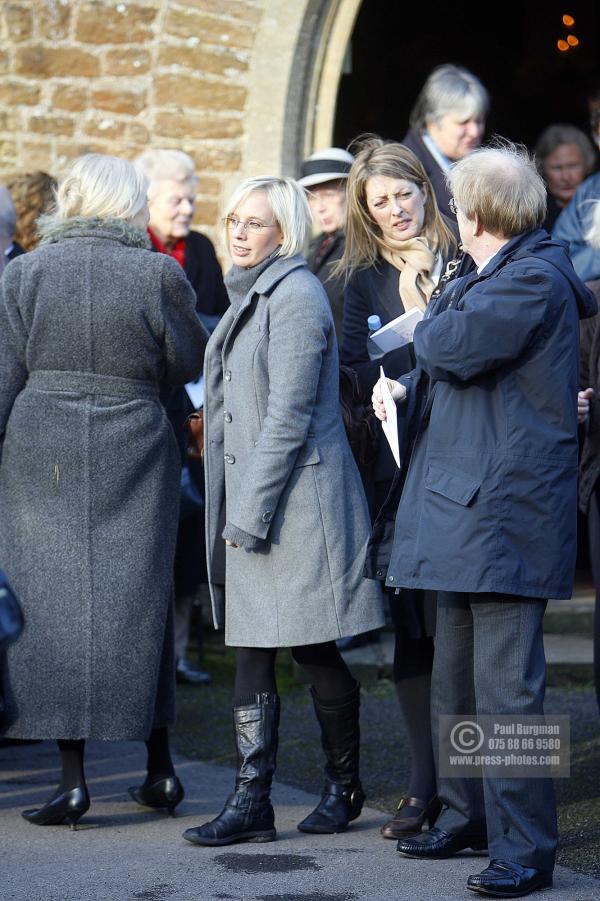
183;692;280;846
297;682;364;834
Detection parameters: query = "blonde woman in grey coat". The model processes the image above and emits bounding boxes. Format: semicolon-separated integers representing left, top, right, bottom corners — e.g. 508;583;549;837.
0;154;207;828
183;176;384;848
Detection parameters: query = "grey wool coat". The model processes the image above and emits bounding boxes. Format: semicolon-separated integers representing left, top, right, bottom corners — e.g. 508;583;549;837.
0;217;207;741
203;253;384;647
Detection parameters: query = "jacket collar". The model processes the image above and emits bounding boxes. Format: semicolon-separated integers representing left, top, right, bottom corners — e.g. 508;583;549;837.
459;228;597;320
38;215;151;249
218;254;307;359
252;253;307;296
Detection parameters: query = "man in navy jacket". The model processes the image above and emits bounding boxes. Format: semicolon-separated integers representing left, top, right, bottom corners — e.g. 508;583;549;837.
372;144;596;897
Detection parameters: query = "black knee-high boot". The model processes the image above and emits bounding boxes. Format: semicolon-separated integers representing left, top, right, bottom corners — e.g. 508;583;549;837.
297;681;364;834
183;692;280;846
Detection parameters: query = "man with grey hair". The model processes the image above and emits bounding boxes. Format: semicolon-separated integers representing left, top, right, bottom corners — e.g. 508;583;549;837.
403;64;489;219
371;143;596;896
0;185;24;276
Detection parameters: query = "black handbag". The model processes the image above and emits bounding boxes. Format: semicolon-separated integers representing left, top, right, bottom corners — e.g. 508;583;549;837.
0;569;23;652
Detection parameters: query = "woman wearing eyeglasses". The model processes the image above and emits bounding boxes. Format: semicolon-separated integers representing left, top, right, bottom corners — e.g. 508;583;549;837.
338;137;472;841
182;176;384;847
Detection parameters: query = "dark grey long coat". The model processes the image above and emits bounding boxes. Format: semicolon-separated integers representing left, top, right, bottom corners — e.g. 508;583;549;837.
203;254;384;647
0;217;207;740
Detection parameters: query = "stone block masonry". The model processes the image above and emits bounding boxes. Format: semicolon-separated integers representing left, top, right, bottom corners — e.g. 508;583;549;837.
0;0;266;244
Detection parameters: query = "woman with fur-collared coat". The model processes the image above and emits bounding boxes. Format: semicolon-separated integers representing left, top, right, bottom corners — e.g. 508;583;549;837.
182;176;384;849
0;154;207;829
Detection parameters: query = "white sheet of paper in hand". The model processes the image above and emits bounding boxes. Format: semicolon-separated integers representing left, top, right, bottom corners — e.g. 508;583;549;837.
379;365;401;468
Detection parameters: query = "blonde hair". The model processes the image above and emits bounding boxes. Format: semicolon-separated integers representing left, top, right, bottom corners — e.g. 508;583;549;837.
133;148;198;199
55;154;148;221
336;136;456;282
449;140;546;237
224;176;311;258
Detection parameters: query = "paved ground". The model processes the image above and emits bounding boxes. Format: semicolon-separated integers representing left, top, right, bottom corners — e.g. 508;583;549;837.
2;740;600;901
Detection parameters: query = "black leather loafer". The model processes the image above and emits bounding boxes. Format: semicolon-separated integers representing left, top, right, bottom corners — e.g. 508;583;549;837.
467;859;553;897
397;825;487;858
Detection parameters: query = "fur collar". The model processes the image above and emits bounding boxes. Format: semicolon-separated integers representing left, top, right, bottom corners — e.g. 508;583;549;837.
37;215;151;249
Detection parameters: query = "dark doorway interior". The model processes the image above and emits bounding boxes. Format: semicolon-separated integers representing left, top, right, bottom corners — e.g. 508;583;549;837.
334;0;600;151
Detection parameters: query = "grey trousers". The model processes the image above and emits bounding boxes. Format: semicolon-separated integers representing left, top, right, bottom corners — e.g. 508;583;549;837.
432;591;557;871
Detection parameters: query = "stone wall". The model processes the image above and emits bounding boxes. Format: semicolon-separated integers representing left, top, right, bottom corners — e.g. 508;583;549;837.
0;0;267;240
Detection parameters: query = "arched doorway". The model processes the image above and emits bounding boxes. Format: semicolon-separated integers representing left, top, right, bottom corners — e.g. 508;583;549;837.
333;0;600;149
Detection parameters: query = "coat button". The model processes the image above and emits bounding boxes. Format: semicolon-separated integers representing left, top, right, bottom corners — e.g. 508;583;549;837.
261;510;273;523
224;411;232;423
224;370;232;381
376;569;384;578
224;453;235;464
388;575;394;582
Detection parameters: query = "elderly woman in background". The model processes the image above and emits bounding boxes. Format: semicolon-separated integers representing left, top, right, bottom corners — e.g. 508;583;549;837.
182;176;384;848
134;148;228;326
299;147;354;342
0;154;207;828
339;137;471;841
535;123;597;231
134;148;229;686
402;64;489;219
5;170;57;251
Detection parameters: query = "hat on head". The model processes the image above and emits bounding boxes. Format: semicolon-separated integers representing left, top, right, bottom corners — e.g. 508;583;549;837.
298;147;354;188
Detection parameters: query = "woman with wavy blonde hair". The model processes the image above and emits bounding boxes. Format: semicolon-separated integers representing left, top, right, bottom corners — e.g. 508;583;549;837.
339;135;472;841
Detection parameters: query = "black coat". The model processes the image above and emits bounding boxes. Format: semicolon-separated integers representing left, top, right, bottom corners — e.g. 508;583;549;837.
181;230;229;321
341;253;471;481
402;128;453;221
154;230;228;595
306;230;346;342
578;279;600;512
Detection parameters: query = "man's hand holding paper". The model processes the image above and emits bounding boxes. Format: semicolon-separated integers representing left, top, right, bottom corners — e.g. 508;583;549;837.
372;366;406;468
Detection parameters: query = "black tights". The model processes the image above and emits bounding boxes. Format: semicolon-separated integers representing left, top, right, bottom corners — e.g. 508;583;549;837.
393;631;436;805
57;739;85;792
55;727;173;792
234;641;355;706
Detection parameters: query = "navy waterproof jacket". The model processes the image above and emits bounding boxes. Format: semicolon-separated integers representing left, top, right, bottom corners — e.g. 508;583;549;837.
379;229;597;600
552;171;600;283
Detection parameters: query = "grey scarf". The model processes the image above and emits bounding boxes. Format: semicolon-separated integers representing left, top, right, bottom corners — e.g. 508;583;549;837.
224;251;279;311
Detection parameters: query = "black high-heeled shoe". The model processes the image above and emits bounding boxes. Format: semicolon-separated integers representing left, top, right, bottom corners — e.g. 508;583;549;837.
128;775;184;816
22;785;90;830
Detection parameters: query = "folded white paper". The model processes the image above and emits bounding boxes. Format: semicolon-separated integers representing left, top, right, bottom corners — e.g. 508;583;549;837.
371;308;423;353
379;365;401;468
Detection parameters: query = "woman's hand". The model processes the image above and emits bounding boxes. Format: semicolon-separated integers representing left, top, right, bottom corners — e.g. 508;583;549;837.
225;539;239;548
371;379;406;421
578;387;594;424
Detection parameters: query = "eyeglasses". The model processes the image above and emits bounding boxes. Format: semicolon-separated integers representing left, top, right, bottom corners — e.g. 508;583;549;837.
223;216;277;233
448;198;460;216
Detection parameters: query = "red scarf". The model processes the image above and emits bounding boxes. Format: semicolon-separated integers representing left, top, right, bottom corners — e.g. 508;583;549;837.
148;228;186;269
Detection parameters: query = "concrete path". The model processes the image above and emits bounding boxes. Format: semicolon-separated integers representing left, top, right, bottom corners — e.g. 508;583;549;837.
2;740;599;901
